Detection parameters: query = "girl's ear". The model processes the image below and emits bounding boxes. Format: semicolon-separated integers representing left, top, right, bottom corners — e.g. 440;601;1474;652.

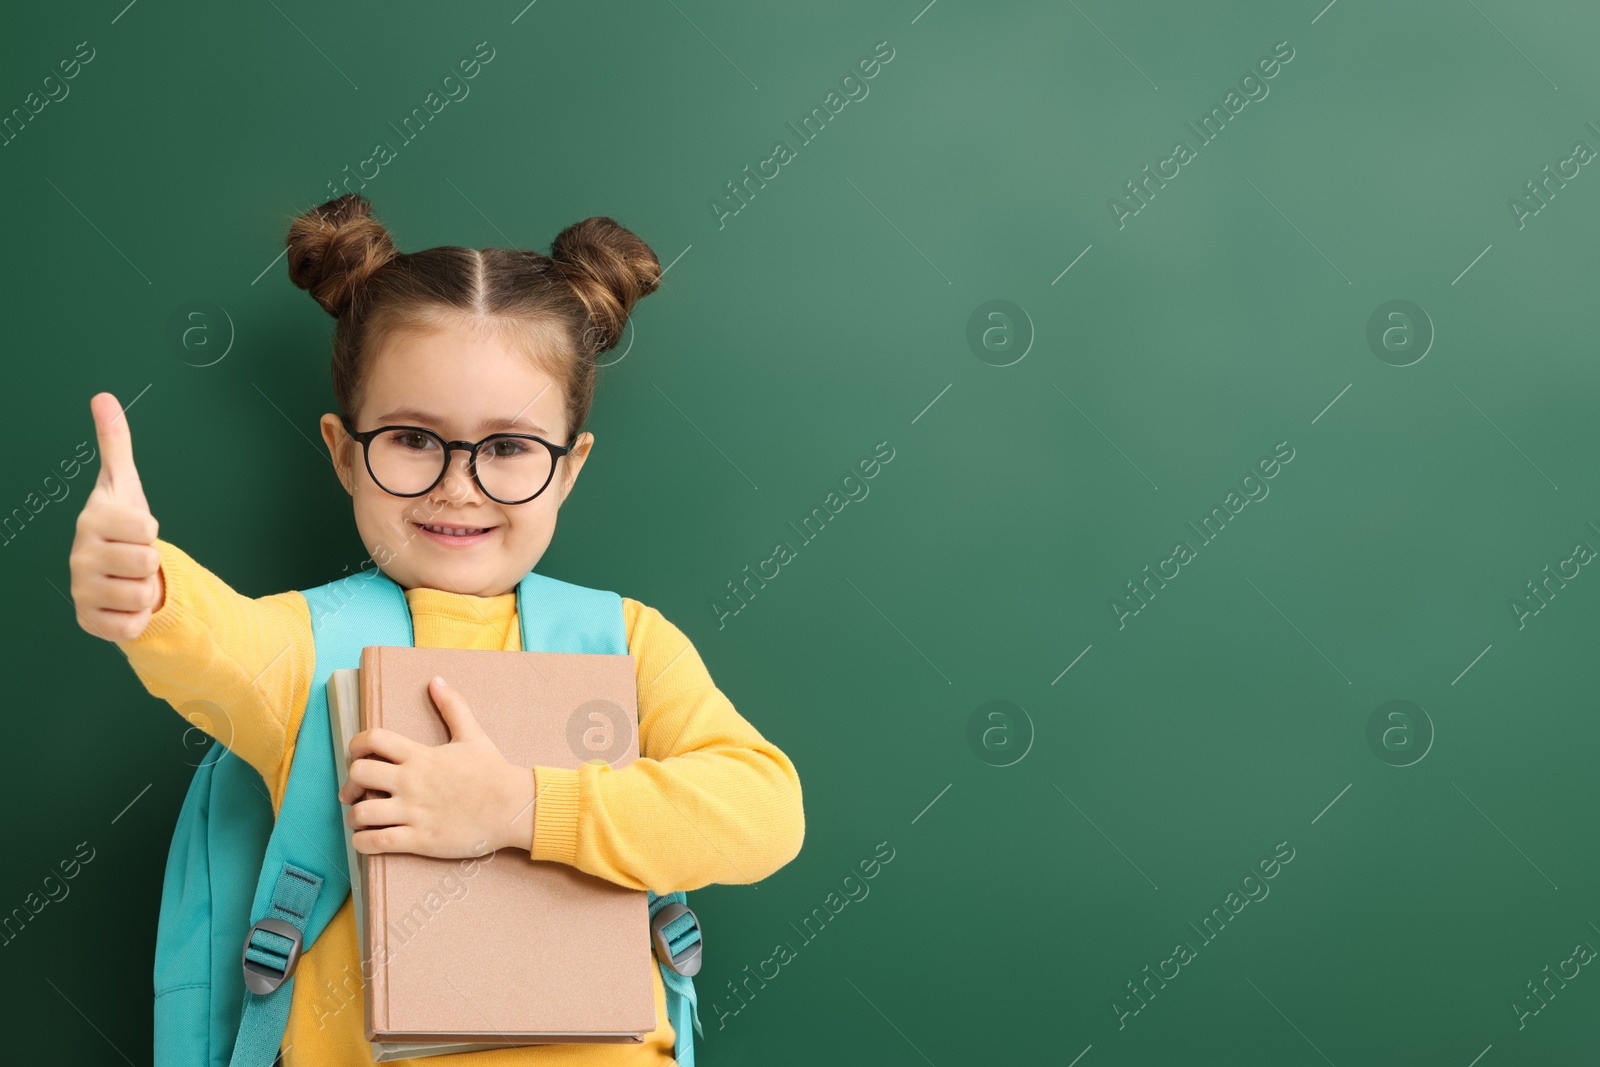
318;413;356;496
557;431;593;500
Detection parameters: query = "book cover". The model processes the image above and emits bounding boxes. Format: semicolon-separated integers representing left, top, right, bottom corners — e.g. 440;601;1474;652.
356;644;657;1044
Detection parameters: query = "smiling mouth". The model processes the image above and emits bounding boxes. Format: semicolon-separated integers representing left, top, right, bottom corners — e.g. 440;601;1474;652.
415;522;492;537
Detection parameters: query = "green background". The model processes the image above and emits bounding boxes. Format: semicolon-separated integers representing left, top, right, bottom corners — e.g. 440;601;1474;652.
5;0;1600;1063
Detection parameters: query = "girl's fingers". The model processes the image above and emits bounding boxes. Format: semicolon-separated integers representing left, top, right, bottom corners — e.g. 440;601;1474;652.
98;541;161;580
348;726;420;764
342;756;403;801
429;676;484;742
88;502;159;546
86;606;152;643
84;572;159;612
352;825;413;856
346;795;405;830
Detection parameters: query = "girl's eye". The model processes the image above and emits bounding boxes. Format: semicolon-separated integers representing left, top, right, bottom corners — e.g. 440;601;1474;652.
487;438;532;459
394;431;436;451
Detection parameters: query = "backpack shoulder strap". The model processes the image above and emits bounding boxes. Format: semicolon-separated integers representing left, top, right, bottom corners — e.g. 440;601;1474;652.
227;568;413;1067
515;569;625;654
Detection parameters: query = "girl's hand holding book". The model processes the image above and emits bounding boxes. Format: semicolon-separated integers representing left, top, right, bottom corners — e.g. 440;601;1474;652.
339;675;537;859
71;392;164;642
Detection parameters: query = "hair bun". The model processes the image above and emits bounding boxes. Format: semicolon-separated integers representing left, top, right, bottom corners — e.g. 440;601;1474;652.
549;217;660;355
285;193;400;318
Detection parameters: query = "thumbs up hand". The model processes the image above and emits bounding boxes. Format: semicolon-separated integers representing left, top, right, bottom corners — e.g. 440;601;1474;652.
70;392;163;642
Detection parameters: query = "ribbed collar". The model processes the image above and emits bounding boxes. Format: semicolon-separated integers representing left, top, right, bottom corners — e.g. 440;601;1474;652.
402;585;517;623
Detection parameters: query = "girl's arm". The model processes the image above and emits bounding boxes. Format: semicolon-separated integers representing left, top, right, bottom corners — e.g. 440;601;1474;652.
528;599;805;893
116;539;313;794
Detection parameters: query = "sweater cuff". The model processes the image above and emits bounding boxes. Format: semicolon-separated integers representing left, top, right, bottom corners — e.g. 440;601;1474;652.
530;765;580;865
117;539;191;648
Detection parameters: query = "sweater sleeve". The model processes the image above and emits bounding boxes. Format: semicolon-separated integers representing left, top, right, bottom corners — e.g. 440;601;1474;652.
528;598;805;892
114;538;314;801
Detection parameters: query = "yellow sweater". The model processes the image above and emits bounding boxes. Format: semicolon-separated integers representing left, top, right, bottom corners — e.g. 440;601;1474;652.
118;539;805;1067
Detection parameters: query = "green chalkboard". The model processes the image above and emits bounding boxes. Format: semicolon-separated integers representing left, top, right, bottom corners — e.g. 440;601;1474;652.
6;0;1600;1063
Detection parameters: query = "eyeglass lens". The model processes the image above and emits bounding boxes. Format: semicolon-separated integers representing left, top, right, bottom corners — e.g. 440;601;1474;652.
366;429;553;502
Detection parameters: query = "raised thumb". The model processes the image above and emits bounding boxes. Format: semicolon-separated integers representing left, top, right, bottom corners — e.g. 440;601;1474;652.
90;391;149;513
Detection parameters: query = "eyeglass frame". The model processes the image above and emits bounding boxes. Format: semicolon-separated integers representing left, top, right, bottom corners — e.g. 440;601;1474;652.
338;413;578;505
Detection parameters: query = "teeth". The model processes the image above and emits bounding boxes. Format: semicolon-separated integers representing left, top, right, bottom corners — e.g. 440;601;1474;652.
421;523;486;537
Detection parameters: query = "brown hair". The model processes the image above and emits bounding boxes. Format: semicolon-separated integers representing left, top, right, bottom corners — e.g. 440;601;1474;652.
283;192;660;444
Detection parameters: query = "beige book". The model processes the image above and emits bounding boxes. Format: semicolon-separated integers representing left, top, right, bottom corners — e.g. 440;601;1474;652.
326;644;656;1056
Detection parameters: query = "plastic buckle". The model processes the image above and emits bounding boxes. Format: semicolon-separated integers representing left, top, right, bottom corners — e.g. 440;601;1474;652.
650;902;703;977
242;917;304;995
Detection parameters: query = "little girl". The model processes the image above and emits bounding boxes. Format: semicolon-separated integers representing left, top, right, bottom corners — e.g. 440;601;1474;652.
68;193;806;1066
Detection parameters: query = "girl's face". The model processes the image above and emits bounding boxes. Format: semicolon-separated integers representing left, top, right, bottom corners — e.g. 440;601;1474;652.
318;318;593;597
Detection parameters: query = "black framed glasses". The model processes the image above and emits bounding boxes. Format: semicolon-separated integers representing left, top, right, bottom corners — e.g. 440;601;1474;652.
339;414;575;505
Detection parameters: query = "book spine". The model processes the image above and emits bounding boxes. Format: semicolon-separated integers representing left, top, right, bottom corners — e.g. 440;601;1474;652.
362;650;385;1038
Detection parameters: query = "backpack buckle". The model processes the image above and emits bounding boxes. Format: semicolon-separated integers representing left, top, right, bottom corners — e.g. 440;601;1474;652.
650;902;703;977
242;917;304;994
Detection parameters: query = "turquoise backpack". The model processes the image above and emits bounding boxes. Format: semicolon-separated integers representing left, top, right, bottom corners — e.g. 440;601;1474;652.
152;565;704;1066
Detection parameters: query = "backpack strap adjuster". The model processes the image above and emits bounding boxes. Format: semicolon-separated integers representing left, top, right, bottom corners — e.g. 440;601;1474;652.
650;901;703;977
240;862;324;997
242;916;305;995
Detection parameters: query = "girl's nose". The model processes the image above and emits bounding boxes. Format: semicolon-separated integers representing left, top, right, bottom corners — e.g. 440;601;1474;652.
433;448;486;505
